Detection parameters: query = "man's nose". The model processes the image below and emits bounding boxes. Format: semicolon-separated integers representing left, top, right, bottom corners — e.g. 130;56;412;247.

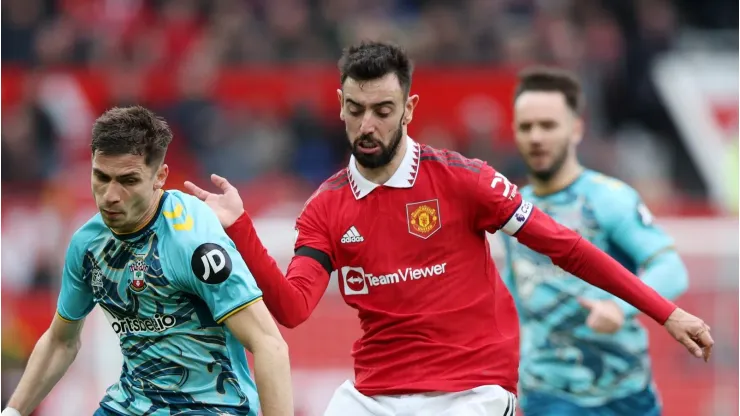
359;113;377;135
103;182;122;205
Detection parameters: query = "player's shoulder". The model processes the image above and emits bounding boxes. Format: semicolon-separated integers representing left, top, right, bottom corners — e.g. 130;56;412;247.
68;213;108;252
302;168;351;210
419;144;487;176
156;190;238;284
580;170;654;225
157;190;225;245
582;170;640;204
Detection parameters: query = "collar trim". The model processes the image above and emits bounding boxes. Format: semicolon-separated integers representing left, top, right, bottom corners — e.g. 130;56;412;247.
348;136;420;200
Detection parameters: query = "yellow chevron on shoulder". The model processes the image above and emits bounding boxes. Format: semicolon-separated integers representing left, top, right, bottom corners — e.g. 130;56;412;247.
163;203;194;231
173;215;194;231
163;204;184;219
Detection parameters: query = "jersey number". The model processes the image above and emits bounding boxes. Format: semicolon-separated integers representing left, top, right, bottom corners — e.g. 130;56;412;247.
491;172;515;199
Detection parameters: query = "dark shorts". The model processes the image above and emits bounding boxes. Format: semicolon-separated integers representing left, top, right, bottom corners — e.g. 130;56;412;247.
521;386;661;416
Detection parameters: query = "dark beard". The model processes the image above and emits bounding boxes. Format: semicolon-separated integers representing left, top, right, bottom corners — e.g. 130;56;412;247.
528;146;569;182
350;117;404;169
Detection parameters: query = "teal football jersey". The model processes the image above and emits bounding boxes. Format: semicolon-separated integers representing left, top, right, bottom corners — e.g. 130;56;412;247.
57;190;263;415
500;170;679;407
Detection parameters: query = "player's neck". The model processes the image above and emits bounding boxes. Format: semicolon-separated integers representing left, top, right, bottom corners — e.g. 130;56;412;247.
356;137;408;185
531;161;584;196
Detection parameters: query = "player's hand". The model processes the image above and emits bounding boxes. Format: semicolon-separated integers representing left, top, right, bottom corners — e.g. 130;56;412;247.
184;174;246;228
663;307;714;362
578;298;625;334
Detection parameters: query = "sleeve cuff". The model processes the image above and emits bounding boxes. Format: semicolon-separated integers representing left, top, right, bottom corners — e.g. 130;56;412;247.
215;296;263;324
56;311;80;323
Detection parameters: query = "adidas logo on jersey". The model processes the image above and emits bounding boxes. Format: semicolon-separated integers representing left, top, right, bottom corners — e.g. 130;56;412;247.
341;226;364;243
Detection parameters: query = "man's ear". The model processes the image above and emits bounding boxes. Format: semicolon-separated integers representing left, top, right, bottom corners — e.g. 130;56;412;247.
403;94;419;125
154;164;169;190
337;89;345;121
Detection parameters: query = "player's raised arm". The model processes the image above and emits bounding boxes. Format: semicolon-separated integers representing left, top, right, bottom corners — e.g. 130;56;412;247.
4;240;95;416
472;163;713;361
184;174;333;328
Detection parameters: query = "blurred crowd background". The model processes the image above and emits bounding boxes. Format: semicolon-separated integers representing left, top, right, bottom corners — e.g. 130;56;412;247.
1;0;738;415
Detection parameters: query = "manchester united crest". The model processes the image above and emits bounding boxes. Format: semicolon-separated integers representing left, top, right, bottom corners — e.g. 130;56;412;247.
406;199;442;239
129;256;148;292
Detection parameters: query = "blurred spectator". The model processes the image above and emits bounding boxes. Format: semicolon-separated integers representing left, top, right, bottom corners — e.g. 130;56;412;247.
1;0;736;279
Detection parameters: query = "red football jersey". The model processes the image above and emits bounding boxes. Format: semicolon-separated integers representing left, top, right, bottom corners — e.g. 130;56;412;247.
226;137;676;399
293;137;529;396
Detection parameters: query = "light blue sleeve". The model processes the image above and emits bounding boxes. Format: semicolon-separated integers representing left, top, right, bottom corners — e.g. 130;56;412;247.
598;184;689;317
56;233;96;322
163;199;263;325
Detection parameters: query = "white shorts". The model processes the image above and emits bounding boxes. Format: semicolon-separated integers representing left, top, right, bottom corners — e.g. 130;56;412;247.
323;380;517;416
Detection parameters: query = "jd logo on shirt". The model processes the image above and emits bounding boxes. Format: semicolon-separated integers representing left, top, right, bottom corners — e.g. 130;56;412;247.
191;243;232;284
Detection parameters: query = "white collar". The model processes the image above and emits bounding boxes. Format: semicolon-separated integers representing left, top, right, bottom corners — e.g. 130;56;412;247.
348;136;421;200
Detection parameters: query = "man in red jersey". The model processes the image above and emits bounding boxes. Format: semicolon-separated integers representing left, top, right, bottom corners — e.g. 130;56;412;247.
184;41;713;416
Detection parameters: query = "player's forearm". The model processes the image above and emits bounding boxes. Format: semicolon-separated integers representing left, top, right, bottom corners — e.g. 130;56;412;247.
226;213;327;327
6;330;81;415
614;250;689;318
517;208;676;324
251;337;294;416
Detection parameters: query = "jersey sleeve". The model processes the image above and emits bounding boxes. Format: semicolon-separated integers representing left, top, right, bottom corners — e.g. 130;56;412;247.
56;237;95;322
166;203;263;324
599;186;674;266
596;183;687;316
472;163;534;236
294;194;335;273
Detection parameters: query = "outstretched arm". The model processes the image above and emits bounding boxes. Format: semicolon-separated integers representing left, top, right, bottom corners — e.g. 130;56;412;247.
226;213;331;328
471;165;713;361
185;174;332;328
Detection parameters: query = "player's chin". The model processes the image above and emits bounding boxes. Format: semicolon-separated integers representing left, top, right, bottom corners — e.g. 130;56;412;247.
353;152;388;169
529;165;556;181
101;212;125;226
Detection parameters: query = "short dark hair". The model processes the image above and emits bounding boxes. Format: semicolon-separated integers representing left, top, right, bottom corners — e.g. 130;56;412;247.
338;41;414;96
91;106;173;167
514;67;584;114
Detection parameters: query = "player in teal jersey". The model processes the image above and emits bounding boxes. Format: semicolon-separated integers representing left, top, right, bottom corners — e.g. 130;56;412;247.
500;68;691;416
3;106;294;416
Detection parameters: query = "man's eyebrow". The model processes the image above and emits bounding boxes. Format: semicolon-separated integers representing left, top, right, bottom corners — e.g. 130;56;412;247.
345;98;396;108
92;168;141;179
117;172;142;179
92;168;109;177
